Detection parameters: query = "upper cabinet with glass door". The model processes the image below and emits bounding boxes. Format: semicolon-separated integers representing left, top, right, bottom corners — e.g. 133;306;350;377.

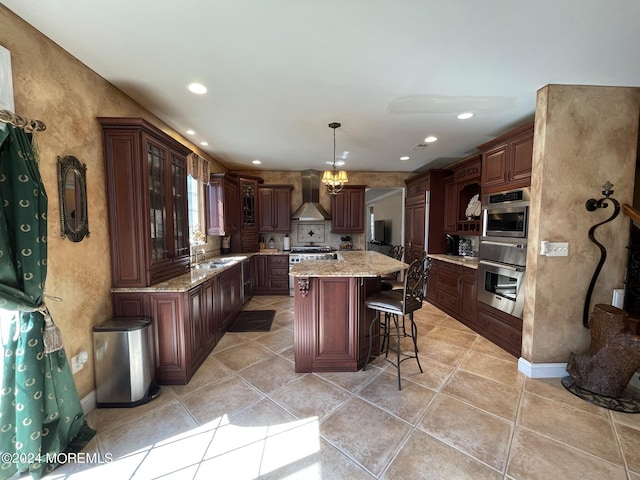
100;117;191;287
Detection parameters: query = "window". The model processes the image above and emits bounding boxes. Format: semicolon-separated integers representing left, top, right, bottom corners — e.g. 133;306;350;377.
187;175;205;244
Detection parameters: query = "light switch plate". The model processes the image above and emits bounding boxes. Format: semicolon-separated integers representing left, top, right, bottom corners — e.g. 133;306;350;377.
540;241;569;256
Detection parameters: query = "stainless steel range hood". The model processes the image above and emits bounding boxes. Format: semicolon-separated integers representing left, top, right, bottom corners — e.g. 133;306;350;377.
291;170;331;221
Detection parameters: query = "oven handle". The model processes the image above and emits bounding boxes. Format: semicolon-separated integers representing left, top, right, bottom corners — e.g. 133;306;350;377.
479;260;526;272
480;240;526;249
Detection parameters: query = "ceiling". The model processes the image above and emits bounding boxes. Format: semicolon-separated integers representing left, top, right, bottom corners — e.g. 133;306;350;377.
4;1;640;173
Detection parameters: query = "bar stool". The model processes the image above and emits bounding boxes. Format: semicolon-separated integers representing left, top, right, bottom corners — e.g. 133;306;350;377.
364;255;432;389
381;245;404;291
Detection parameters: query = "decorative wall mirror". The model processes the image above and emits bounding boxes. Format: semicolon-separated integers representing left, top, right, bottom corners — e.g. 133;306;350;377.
57;155;89;242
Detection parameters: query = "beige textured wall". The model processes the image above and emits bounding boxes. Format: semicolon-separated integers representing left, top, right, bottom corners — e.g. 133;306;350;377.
523;84;640;363
233;169;411;215
0;7;222;397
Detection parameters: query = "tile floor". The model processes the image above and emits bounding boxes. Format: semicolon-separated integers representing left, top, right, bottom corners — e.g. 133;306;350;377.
51;296;640;480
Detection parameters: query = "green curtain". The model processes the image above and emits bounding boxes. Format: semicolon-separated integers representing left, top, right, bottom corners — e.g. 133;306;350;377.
0;125;94;479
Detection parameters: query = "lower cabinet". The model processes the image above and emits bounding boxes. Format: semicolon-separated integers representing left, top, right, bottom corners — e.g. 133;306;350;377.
253;254;289;295
426;257;521;357
112;263;243;385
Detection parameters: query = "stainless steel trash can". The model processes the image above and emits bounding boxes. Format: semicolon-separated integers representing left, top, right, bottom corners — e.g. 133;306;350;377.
93;317;159;408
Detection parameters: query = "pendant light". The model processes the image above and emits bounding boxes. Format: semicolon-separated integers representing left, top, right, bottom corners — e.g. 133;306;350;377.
322;122;349;195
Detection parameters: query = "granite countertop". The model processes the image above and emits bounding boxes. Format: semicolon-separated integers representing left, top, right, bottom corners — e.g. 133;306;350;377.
111;255;249;293
289;250;408;278
428;253;479;269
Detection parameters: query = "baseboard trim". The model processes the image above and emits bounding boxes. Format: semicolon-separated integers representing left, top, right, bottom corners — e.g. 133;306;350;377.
518;358;568;378
81;390;96;415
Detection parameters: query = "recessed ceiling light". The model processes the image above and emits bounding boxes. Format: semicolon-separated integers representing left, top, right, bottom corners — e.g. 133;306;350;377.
400;156;410;161
424;136;438;143
252;159;262;165
341;151;350;159
186;129;195;135
457;112;474;120
200;141;208;146
187;82;207;94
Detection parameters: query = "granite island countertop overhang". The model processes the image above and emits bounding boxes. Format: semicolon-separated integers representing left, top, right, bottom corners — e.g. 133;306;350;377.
289;250;408;278
427;253;479;269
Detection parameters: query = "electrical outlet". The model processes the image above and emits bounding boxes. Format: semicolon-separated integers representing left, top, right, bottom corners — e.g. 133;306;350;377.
71;351;88;374
540;241;569;256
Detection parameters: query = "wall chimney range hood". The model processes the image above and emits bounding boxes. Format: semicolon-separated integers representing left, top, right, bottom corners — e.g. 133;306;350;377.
291;170;331;221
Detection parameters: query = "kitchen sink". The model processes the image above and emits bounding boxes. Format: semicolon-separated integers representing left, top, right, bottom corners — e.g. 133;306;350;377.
193;262;220;270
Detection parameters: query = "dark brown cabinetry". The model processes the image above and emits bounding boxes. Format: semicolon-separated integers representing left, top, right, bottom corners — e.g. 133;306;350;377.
426;258;520;357
404;171;449;258
112;263;243;384
294;276;379;372
479;122;534;193
443;155;481;235
426;259;477;325
207;174;265;252
253;254;289;295
331;185;365;233
258;185;293;233
475;303;522;357
207;173;239;236
100;117;191;287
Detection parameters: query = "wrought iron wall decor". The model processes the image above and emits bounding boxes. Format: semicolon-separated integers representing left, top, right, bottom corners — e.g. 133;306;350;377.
57;155;89;242
583;181;620;328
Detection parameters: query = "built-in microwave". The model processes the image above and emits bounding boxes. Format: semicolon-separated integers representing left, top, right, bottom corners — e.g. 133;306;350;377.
482;187;530;239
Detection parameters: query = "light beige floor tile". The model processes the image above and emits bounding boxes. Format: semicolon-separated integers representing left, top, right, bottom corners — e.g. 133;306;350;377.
131;429;213;479
180;375;264;425
524;376;609;418
439;315;478;335
518;392;623;465
442;369;521;420
86;385;177;432
612;408;640;430
253;327;294;353
615;422;640;474
320;397;412;477
211;332;250;353
238;354;305;395
359;370;436;424
427;325;478;349
277;345;296;364
382;429;502;479
97;399;199;458
416;337;469;366
507;427;628;480
273;309;294;329
471;336;517;362
316;364;384;393
50;449;149;479
398;354;455;391
195;441;264;479
418;394;513;471
46;436;102;478
213;341;276;371
204;398;302;459
459;350;525;388
260;421;375;479
170;355;235;397
270;375;351;421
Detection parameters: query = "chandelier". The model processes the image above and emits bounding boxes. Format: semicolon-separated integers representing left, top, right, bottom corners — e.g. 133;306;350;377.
322;122;349;195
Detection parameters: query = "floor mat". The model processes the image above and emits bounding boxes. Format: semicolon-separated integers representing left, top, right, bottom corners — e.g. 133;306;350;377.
227;309;276;332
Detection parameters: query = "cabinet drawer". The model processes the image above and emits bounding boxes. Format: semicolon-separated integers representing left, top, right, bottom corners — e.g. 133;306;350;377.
269;267;289;278
269;279;289;289
437;270;459;295
436;289;458;313
268;255;288;266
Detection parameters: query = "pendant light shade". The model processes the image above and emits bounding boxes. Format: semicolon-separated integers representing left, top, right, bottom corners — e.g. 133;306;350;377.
322;122;348;195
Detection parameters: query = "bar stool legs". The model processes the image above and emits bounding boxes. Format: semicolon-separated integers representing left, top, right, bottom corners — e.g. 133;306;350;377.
364;310;422;390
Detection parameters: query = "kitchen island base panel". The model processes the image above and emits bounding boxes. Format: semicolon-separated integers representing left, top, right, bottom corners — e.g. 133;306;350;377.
293;276;380;373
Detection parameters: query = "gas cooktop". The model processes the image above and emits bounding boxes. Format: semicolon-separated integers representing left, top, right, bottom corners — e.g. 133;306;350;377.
290;246;333;254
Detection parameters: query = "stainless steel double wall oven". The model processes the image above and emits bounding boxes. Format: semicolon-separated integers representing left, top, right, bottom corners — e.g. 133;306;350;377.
477;187;530;319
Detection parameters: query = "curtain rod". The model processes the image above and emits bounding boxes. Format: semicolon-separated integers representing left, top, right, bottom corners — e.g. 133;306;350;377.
0;109;46;132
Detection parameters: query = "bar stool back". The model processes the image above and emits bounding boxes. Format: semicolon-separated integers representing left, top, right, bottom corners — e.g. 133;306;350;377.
364;254;432;389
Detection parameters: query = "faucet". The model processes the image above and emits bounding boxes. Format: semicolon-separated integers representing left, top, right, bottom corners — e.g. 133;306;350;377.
195;248;206;264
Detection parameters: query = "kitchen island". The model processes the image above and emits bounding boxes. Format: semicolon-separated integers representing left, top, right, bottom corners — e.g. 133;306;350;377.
289;251;408;373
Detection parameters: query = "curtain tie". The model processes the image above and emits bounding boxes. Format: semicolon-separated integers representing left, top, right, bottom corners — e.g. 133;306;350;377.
20;299;64;354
